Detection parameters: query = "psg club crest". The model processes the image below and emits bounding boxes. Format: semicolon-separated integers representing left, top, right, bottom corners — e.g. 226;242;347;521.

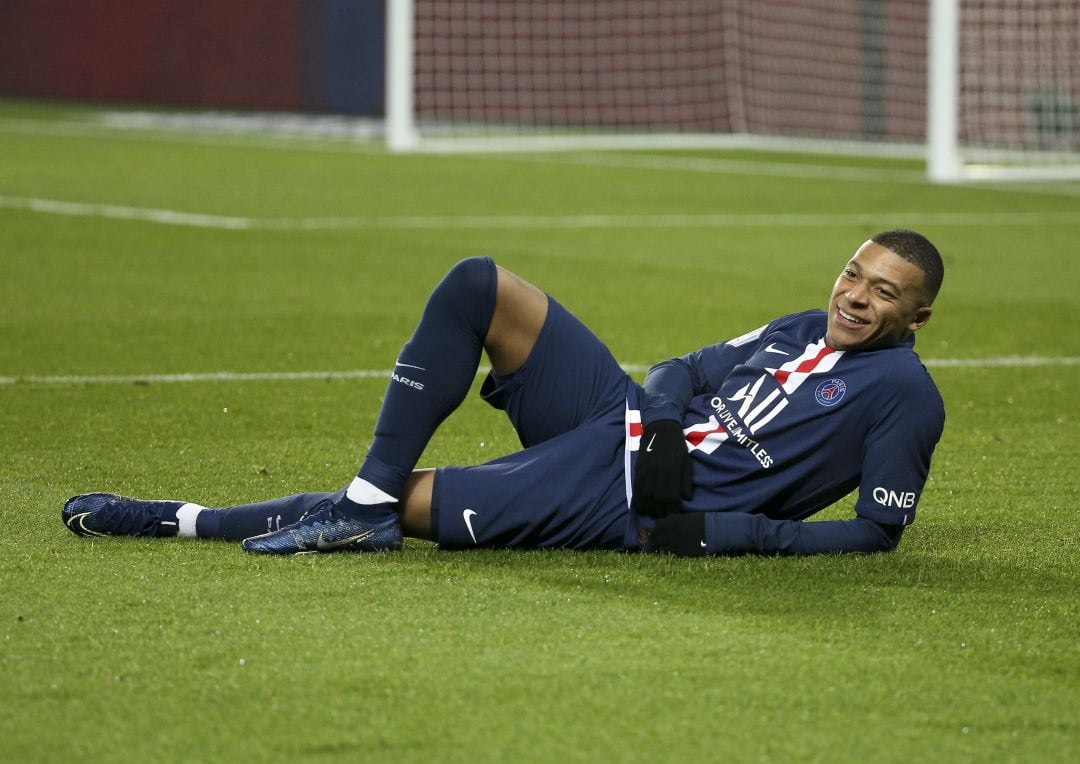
814;378;847;407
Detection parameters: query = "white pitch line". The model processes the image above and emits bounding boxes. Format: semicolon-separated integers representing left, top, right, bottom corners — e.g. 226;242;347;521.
920;356;1080;368
0;370;397;386
2;357;1077;387
4;195;1080;231
0;195;258;230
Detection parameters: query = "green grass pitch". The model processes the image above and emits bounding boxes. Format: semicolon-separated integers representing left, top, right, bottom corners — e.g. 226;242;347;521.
1;100;1078;762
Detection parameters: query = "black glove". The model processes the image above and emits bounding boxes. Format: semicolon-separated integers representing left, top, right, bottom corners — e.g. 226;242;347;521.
632;419;693;518
649;512;708;557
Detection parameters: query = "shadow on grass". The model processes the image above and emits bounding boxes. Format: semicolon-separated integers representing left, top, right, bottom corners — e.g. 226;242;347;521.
363;524;1076;623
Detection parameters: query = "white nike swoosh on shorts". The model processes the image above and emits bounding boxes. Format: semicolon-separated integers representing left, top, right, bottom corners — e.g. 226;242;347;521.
463;509;479;544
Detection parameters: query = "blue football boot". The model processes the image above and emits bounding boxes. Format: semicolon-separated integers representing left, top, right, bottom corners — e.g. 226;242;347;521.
63;493;182;538
241;502;402;555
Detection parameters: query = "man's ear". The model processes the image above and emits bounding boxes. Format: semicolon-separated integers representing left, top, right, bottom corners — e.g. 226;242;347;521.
909;305;932;333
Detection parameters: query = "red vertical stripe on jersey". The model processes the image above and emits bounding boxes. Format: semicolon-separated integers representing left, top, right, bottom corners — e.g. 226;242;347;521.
773;345;836;386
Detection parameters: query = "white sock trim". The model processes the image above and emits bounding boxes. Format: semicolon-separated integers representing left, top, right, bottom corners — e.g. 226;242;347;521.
346;476;398;505
176;503;206;538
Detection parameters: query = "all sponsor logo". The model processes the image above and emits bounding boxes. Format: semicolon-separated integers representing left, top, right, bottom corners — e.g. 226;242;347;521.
814;378;846;407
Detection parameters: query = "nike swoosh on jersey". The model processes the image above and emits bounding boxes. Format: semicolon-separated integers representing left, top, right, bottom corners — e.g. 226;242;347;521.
645;434;657;452
315;529;375;551
395;361;427;371
463;509;479;544
764;343;789;355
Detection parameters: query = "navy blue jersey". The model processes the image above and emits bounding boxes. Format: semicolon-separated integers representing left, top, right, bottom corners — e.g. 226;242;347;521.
633;310;944;530
435;300;943;556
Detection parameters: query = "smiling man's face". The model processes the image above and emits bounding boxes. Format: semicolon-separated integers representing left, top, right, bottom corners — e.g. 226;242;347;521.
825;240;933;351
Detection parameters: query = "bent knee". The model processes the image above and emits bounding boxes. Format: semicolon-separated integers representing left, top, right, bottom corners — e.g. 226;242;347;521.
442;256;497;296
422;256;499;337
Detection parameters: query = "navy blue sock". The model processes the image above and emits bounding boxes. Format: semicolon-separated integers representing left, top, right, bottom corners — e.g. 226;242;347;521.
356;256;498;499
195;492;338;541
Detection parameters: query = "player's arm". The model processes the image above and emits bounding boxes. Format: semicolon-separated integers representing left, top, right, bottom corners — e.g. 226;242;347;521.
632;357;697;518
651;366;945;556
639;324;769;424
635;325;771;518
648;511;904;556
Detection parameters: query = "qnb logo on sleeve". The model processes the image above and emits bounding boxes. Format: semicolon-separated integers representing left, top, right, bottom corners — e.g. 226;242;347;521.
873;486;917;508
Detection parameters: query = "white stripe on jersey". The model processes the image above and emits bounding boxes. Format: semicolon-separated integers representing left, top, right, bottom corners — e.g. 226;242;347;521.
684;416;729;454
625;406;642;452
726;324;768;348
767;338;845;394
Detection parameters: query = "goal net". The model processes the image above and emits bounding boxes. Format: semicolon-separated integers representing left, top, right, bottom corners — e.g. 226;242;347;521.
936;0;1080;181
387;0;1080;182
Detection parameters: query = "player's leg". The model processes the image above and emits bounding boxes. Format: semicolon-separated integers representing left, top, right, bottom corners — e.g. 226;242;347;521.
233;259;551;554
393;469;436;539
479;295;631;449
426;295;635;550
347;257;547;506
430;421;631;551
61;259;539;552
190;493;341;540
63;491;335;541
62;483;433;544
485;266;550;376
63;260;623;554
291;262;628;554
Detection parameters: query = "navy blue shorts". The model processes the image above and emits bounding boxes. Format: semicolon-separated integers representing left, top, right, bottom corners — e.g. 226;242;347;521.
432;297;636;550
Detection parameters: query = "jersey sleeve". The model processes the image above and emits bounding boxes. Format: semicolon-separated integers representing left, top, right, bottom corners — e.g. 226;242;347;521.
704;512;904;555
641;321;772;424
853;369;945;526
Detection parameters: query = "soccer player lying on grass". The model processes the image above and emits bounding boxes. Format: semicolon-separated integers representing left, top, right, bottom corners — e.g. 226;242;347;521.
64;229;945;557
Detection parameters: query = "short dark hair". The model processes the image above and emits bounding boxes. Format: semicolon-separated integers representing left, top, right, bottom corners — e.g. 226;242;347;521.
871;229;944;304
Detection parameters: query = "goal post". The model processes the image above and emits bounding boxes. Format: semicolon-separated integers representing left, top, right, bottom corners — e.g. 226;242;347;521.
927;0;961;182
385;0;418;152
928;0;1080;182
386;0;1080;182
